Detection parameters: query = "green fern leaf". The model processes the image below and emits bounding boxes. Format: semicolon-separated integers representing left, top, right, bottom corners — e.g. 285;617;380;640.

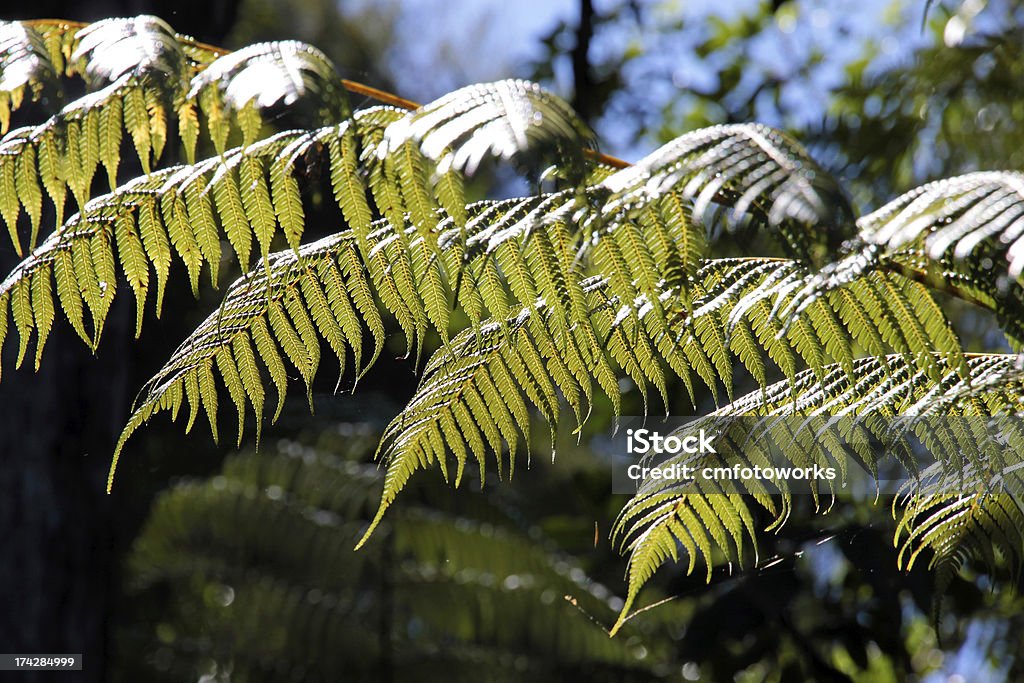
0;22;62;131
29;262;54;369
50;247;88;344
231;331;266;439
270;149;306;252
14;144;43;248
114;213;149;336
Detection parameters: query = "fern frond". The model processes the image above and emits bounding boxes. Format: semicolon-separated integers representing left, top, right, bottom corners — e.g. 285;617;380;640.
901;353;1024;419
102;191;595;466
778;240;1024;355
862;171;1024;280
597;123;855;263
889;356;1024;612
888;248;1024;351
187;40;348;151
71;16;185;86
2;17;196;127
102;194;527;485
777;173;1024;350
2;73;635;374
0;17;188;249
21;17;185;194
742;246;964;380
103;182;699;486
611;352;1020;633
896;465;1024;588
379;79;595;177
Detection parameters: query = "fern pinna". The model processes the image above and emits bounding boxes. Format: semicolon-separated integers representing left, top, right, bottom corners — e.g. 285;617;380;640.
2;15;1023;630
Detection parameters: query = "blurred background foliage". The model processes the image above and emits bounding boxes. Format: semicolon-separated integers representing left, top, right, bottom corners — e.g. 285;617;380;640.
117;419;680;682
5;0;1024;681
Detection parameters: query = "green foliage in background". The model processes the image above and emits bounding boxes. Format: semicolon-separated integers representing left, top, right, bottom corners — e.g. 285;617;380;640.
3;12;1024;674
120;425;673;681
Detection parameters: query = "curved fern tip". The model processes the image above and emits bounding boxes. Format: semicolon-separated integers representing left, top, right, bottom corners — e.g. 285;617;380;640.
107;420;141;493
106;448;122;494
608;604;631;637
354;509;386;551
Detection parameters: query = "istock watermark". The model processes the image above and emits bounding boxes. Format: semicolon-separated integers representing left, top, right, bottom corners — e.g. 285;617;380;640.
625;427;718;455
609;415;1024;496
623;426;835;485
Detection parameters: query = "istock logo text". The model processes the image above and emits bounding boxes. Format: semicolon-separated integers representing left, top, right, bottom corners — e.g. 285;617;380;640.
625;428;717;455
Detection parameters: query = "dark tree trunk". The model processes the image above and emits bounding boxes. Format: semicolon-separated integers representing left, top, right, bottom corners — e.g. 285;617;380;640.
0;308;130;682
571;0;597;124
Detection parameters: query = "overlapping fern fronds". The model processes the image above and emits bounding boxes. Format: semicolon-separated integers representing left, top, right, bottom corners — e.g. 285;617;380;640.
0;91;595;378
108;176;873;497
604;180;1024;620
0;107;402;370
5;14;1024;639
765;172;1024;351
0;17;345;252
0;19;854;463
610;352;1024;631
360;257;964;546
107;188;700;485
